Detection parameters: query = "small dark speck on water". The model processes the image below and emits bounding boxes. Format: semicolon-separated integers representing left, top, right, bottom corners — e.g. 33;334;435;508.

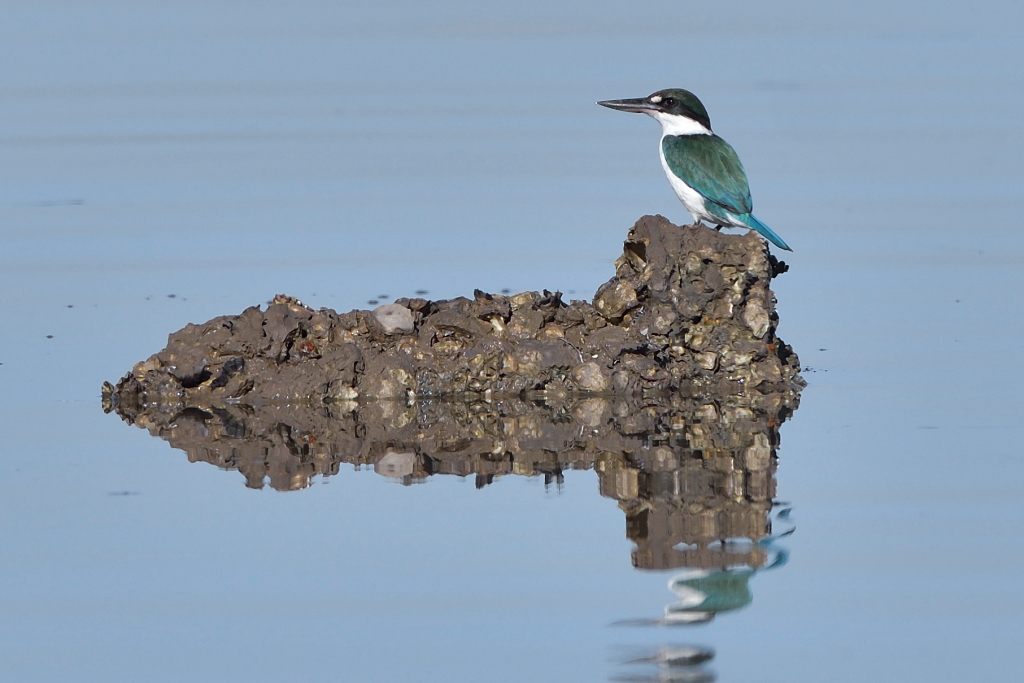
167;294;176;298
67;305;74;308
501;288;511;294
415;289;428;295
378;294;389;299
46;335;53;339
820;348;827;351
145;296;151;300
107;491;140;496
368;300;379;305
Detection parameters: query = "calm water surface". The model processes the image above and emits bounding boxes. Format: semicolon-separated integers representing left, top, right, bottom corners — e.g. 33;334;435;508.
2;1;1023;681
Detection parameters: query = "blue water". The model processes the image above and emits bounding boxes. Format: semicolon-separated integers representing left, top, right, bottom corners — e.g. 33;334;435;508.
2;1;1023;681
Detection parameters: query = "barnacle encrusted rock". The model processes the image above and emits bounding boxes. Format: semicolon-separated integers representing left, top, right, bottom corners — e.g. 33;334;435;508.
103;215;803;420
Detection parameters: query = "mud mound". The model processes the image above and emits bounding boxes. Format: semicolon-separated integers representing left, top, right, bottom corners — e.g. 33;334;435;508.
103;215;803;418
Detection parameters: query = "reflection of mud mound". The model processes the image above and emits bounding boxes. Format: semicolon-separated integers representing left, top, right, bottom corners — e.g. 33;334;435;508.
103;216;802;417
109;391;796;571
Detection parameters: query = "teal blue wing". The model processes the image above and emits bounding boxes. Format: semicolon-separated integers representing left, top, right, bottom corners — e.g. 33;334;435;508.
662;134;753;215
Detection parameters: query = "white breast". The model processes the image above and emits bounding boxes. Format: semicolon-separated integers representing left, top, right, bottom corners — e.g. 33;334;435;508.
658;138;713;224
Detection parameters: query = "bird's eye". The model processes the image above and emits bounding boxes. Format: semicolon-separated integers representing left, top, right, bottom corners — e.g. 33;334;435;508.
662;97;676;107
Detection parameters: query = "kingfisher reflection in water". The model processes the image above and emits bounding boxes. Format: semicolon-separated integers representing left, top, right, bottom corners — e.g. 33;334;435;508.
615;506;794;628
608;507;793;682
610;643;717;682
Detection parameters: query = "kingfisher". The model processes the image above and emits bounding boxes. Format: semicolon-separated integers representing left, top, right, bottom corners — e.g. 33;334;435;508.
598;88;791;251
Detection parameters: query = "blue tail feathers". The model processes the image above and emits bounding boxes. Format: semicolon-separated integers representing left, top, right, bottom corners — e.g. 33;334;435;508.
739;213;791;252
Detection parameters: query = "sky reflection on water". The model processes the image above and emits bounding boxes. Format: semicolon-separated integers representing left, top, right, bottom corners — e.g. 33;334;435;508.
2;1;1024;681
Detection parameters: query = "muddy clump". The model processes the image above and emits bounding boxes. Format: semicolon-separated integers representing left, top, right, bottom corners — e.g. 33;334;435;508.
103;215;803;419
102;214;805;574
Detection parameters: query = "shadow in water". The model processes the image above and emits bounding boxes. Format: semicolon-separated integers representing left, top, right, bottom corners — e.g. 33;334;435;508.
111;388;798;680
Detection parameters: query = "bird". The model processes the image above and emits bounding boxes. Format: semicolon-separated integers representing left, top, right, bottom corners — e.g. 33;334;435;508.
598;88;791;251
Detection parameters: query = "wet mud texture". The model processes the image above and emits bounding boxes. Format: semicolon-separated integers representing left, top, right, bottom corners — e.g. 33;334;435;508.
104;215;803;416
106;392;794;572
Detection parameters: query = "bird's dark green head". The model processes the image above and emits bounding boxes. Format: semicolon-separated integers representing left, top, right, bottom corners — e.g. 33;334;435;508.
597;88;712;131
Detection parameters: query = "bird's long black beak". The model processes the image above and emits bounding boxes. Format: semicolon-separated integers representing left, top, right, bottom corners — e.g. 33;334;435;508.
597;97;659;113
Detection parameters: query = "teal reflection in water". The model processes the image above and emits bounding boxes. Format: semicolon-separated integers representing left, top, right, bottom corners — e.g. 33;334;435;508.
615;506;793;628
